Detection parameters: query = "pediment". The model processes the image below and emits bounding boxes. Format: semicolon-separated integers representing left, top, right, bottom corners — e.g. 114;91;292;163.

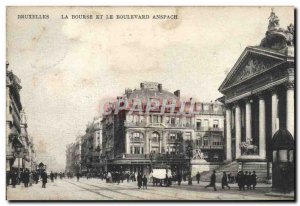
219;47;286;93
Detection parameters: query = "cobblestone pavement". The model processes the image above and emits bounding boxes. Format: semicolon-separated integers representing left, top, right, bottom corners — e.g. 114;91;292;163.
6;178;294;201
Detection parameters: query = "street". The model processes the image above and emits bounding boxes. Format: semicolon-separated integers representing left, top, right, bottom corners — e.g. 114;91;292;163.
6;178;293;201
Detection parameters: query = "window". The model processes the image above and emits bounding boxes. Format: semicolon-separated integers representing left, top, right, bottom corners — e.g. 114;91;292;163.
213;120;219;128
203;137;209;146
196;139;201;147
153;115;158;123
186;118;191;127
151;132;160;153
203;119;209;129
196;121;201;130
212;136;222;145
134;147;140;154
169;133;176;140
171;117;175;125
203;104;209;111
132;132;143;142
166;116;170;123
185;133;191;140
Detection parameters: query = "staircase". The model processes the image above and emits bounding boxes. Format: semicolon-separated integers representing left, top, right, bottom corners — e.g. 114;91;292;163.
200;161;239;182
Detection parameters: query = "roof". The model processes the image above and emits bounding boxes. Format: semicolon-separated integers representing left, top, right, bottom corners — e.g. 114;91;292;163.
272;129;294;150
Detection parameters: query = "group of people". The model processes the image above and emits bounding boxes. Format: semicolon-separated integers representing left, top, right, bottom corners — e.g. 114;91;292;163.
204;170;257;191
7;169;66;189
236;171;257;190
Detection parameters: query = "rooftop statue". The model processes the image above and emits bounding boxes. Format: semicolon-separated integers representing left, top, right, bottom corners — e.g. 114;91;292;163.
268;8;280;31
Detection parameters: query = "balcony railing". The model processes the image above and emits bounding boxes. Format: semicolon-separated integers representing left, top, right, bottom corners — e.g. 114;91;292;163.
195;127;223;132
124;121;195;129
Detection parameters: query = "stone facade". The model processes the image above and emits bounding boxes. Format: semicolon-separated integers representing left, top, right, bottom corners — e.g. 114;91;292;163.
101;82;225;175
218;11;294;182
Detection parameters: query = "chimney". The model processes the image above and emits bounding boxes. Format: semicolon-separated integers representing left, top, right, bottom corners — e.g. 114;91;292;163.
158;84;162;92
125;89;132;98
174;90;180;98
140;82;145;89
6;61;9;70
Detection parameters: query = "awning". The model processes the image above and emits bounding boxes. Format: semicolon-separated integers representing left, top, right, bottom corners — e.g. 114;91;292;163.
12;158;22;168
152;169;172;179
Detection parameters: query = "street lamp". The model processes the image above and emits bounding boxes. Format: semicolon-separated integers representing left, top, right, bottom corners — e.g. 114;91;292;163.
149;151;154;173
186;143;193;185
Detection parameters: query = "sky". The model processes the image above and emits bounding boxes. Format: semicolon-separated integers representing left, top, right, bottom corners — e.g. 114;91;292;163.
6;6;294;170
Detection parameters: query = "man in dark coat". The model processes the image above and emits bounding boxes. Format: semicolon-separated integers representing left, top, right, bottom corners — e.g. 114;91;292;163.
221;171;230;189
177;173;182;185
244;171;249;189
41;171;48;188
142;175;148;189
196;172;201;184
251;171;257;190
247;171;252;189
236;171;245;191
137;173;142;189
50;171;54;182
205;170;217;191
11;170;18;188
76;172;80;182
23;169;30;188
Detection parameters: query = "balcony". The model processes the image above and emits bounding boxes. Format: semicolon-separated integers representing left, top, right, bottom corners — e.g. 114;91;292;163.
195;127;223;132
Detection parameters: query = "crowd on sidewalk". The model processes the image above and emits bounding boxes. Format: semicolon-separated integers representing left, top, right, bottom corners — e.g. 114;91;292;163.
7;169;66;189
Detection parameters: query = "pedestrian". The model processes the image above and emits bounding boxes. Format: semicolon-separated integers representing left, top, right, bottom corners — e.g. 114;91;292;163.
41;170;48;188
221;171;231;189
23;169;30;188
76;172;80;182
251;171;257;190
247;171;252;190
50;171;54;182
236;171;245;191
244;171;249;189
142;175;148;189
177;173;182;185
196;171;201;184
137;173;142;189
11;170;18;188
204;170;217;191
29;171;33;187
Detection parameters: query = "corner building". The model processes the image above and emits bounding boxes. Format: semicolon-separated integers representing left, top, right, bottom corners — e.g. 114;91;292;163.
102;82;225;176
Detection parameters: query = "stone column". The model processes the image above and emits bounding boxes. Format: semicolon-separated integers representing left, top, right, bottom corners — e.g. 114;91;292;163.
226;106;232;161
145;132;149;154
125;132;130;154
258;94;266;159
270;89;279;137
245;98;252;142
159;133;162;153
235;103;241;159
286;81;294;137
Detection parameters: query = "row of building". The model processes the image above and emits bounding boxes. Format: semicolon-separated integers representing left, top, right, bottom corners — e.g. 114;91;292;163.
6;62;38;174
66;82;225;176
66;10;294;183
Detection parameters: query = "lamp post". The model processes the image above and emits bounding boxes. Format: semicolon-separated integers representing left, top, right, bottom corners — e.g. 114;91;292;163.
149;151;154;173
186;143;193;185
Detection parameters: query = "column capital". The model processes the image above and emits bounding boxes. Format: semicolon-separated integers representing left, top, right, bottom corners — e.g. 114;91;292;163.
244;97;253;104
225;103;233;110
285;80;294;90
256;92;266;100
232;101;241;108
268;87;279;95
